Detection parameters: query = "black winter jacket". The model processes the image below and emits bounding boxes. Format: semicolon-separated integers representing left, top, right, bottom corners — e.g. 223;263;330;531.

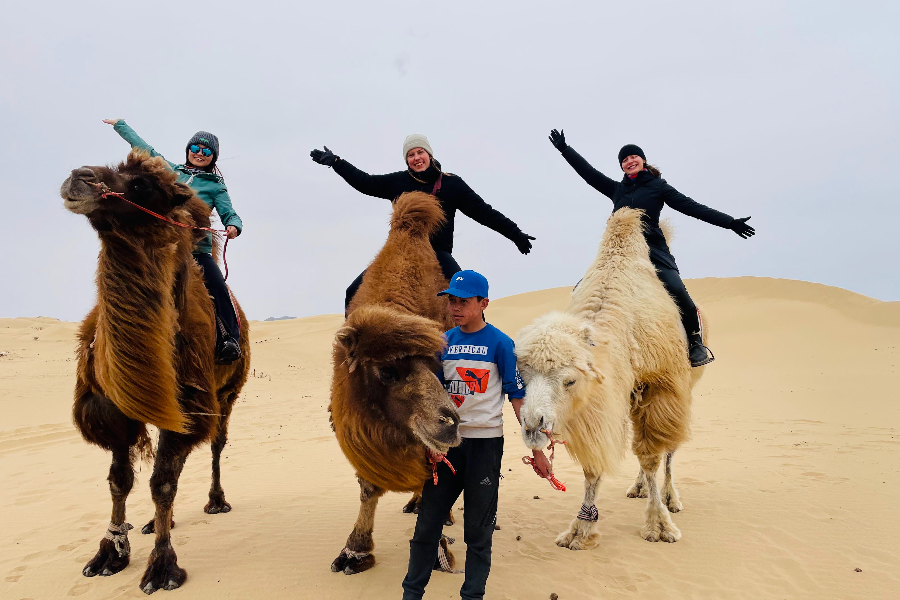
560;146;734;270
332;158;523;254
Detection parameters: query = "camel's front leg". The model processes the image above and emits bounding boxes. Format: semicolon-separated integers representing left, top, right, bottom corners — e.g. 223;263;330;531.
555;472;602;551
331;477;385;575
662;452;682;513
625;468;648;498
638;454;681;543
140;431;191;594
205;393;236;514
402;491;454;526
83;445;136;577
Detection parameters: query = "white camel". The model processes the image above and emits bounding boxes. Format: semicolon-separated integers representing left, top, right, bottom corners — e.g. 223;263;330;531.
516;208;708;549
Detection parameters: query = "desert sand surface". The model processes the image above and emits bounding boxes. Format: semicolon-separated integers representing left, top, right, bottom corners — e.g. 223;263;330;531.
1;277;898;600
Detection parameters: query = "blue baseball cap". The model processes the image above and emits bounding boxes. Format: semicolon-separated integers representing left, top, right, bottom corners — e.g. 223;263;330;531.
437;270;489;299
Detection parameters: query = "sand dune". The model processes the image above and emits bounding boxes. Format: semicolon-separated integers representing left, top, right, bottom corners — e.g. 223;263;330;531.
1;277;898;599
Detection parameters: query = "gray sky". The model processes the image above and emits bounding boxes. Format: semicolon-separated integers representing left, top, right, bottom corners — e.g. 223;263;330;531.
2;0;898;322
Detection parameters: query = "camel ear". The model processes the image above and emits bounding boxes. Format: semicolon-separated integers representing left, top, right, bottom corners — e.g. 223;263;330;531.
172;183;195;206
335;326;359;372
579;323;596;347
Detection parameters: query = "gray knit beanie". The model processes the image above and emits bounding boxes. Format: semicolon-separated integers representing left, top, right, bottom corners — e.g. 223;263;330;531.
402;134;433;161
186;131;220;159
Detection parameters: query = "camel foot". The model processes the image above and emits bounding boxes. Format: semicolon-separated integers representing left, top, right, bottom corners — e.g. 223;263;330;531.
139;545;186;594
554;519;600;551
626;482;647;498
665;492;683;513
141;519;175;535
204;497;232;515
444;510;454;527
83;538;129;577
641;517;681;543
330;548;375;575
401;496;419;514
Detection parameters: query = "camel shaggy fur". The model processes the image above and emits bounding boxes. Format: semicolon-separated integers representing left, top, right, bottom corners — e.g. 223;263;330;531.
516;208;707;549
60;150;249;594
329;192;461;575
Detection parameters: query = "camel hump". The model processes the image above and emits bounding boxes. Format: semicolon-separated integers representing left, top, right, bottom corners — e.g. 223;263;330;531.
391;192;446;238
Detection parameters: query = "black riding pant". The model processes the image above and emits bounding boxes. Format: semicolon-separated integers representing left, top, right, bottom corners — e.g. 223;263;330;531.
654;264;701;336
193;252;240;340
345;251;461;311
401;437;504;600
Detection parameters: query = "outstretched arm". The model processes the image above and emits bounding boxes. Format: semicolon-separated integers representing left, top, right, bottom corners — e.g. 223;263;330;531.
310;147;397;200
549;129;618;199
454;179;536;254
103;119;174;167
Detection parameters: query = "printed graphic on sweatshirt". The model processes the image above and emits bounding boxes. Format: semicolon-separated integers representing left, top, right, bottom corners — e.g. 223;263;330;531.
447;344;488;356
445;368;491;408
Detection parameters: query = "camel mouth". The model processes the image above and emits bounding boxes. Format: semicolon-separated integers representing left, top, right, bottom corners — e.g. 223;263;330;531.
522;427;550;451
412;412;461;454
61;169;102;214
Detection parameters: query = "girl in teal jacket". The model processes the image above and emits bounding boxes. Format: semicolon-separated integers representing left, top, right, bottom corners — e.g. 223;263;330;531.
103;118;244;363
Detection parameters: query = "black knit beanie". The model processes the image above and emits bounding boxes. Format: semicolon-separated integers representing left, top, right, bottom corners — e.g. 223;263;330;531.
618;144;646;165
186;131;220;159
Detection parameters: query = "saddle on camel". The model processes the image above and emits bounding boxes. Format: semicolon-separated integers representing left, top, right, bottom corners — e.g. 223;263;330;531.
329;191;462;575
60;150;250;595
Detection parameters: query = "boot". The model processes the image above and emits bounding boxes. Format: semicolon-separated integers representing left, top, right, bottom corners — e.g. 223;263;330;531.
217;335;242;365
687;332;714;368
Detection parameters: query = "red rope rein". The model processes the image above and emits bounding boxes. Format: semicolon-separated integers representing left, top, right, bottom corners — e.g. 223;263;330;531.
522;429;567;492
88;182;232;280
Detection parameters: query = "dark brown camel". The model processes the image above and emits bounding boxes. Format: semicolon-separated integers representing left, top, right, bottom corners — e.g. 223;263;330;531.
60;150;250;594
329;191;461;575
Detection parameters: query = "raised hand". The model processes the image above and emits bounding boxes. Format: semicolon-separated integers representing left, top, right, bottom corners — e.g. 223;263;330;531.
310;146;337;167
102;118;121;125
548;128;567;152
729;216;755;239
514;232;536;255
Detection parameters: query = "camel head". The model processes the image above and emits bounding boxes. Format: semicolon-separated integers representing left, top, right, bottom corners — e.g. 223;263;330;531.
60;150;196;230
516;311;604;451
334;305;461;453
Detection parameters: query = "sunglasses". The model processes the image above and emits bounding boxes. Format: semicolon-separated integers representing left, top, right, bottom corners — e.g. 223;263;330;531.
189;145;213;157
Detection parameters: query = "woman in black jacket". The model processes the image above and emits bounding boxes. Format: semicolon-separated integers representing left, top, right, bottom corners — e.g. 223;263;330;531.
311;135;535;310
548;129;755;367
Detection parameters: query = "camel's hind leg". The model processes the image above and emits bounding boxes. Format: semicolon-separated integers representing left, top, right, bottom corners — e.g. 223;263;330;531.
637;454;681;543
139;430;192;594
555;472;602;550
402;491;454;526
331;477;385;575
663;452;682;513
625;468;648;498
205;392;237;514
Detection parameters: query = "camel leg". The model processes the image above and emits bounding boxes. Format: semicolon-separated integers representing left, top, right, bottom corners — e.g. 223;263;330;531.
663;452;682;513
402;491;454;526
625;468;648;498
331;477;385;575
139;430;191;594
83;445;136;577
555;472;602;551
638;454;681;543
205;393;236;514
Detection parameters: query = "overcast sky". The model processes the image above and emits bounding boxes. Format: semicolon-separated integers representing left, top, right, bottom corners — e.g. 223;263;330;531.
1;0;897;321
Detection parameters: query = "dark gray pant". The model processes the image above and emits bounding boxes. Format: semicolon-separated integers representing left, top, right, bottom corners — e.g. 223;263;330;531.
655;265;701;335
401;437;504;600
193;252;240;340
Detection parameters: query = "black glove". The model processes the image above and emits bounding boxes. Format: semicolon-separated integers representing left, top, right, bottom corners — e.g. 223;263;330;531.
549;129;567;153
513;232;536;255
729;216;755;239
310;146;338;167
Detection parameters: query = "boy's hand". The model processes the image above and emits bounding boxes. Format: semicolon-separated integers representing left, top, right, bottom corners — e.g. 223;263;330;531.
529;449;552;478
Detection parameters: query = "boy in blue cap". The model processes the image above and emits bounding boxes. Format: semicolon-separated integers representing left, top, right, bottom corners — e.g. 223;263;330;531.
401;270;551;600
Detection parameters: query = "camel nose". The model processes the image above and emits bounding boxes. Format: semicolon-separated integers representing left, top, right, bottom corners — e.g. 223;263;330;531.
438;406;458;427
70;167;97;182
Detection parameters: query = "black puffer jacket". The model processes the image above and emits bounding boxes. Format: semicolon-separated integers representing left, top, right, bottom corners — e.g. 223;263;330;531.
560;146;735;270
332;158;524;254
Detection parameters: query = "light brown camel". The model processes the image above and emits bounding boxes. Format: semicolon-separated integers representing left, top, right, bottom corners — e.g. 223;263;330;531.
516;208;707;549
329;191;461;575
60;150;250;594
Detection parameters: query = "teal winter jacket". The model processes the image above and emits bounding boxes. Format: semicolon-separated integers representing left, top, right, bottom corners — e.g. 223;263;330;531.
112;120;242;254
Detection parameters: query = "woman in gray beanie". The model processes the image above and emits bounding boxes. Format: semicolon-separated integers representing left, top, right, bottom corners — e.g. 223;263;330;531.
548;129;755;367
103;118;244;364
311;134;536;311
